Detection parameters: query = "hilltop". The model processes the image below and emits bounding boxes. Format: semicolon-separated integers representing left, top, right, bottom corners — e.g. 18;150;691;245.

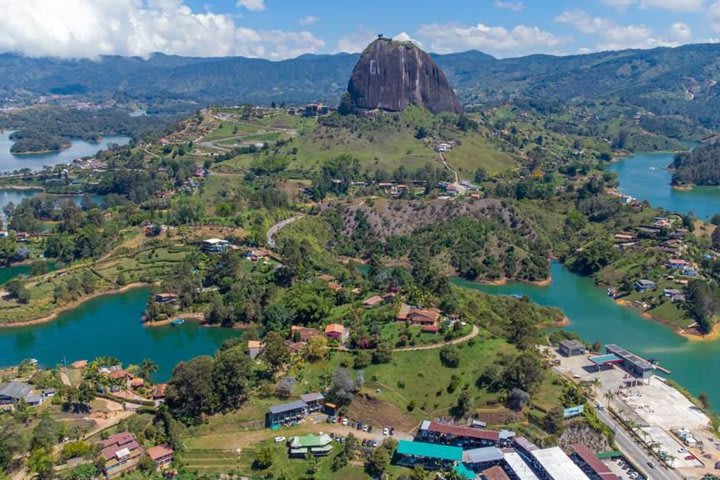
346;37;460;115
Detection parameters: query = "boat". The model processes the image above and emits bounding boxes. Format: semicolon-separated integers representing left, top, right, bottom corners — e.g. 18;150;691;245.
170;318;185;327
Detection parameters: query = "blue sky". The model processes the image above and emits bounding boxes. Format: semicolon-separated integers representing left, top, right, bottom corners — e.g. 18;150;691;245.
1;0;718;59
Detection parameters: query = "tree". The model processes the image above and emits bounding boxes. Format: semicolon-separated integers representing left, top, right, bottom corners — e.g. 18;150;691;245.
542;407;565;434
365;443;391;477
260;303;292;332
439;345;460;368
28;448;53;480
476;364;502;392
503;351;546;393
507;388;530;411
372;341;393;364
305;335;328;362
166;356;217;423
712;227;720;250
253;445;274;470
452;390;473;418
354;350;371;369
338;92;353;116
262;331;290;374
591;341;602;353
699;392;710;410
31;414;61;450
138;359;158;380
687;280;719;334
212;346;253;410
328;368;356;406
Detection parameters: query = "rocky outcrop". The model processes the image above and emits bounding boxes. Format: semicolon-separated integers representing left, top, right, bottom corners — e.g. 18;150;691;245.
347;37;461;115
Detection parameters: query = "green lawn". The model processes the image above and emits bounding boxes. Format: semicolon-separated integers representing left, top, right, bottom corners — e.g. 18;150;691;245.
444;134;517;176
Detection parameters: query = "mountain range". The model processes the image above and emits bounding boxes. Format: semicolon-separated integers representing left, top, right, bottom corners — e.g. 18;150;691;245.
3;43;720;125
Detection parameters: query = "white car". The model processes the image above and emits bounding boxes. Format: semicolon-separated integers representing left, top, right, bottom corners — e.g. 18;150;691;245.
342;418;348;426
383;427;389;436
274;436;286;443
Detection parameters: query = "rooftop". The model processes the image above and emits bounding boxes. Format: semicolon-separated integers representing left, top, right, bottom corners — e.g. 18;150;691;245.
531;447;590;480
147;444;174;461
503;451;539;480
396;440;463;462
299;392;324;403
425;421;500;441
289;434;332;448
0;381;32;400
605;344;653;370
324;323;345;334
268;399;307;414
559;339;585;350
571;444;619;480
589;353;623;366
463;446;503;464
482;465;511;480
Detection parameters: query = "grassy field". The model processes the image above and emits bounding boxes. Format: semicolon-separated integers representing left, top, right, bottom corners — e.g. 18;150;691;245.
444;134;517;175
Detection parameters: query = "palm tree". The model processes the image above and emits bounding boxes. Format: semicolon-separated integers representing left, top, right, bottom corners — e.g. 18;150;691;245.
604;389;614;407
138;359;159;381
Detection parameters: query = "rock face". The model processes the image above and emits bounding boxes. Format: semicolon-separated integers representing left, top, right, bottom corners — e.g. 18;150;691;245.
347;38;461;115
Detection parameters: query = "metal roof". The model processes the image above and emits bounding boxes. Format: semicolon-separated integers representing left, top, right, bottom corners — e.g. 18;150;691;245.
299;392;324;403
397;440;463;461
0;381;32;400
425;421;500;441
463;446;503;464
268;399;307;414
606;344;653;370
589;354;623;365
503;452;539;480
531;447;590;480
572;444;619;480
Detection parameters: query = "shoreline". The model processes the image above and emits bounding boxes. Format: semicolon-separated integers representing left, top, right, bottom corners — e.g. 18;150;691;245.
614;297;720;342
0;283;149;329
477;276;551;287
143;312;205;327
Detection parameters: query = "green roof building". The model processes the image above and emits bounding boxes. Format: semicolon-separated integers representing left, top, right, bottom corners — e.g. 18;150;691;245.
288;434;333;457
395;440;464;470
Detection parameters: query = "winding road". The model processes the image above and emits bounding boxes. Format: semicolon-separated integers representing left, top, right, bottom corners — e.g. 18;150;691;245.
267;214;304;248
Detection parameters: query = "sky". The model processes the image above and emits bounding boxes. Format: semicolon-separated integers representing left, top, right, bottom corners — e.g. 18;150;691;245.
0;0;719;60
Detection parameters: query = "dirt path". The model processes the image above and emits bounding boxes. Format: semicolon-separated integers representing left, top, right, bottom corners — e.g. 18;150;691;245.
394;325;479;351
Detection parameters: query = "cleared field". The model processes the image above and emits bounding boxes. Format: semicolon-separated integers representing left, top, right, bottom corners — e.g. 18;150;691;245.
444;134;517;175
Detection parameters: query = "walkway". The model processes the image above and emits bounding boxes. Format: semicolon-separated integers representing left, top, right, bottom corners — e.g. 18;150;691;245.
266;214;304;248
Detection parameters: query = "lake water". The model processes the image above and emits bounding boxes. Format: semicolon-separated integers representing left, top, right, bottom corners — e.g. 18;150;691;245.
453;262;720;408
608;151;720;219
0;130;130;172
0;287;240;380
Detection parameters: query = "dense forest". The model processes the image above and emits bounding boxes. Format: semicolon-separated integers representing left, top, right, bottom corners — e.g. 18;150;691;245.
1;108;171;153
671;141;720;186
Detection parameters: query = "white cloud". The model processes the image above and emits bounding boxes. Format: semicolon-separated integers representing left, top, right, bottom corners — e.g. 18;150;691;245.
298;15;318;26
709;1;720;31
336;29;377;53
603;0;705;11
0;0;324;60
669;22;692;42
417;22;563;57
494;0;524;11
236;0;265;12
393;32;422;47
555;9;612;34
557;9;694;51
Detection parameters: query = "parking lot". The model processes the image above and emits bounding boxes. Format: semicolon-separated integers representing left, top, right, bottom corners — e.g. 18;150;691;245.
605;456;646;480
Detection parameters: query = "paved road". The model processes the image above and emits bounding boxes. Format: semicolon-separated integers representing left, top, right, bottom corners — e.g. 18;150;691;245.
597;409;682;480
266;214;304;248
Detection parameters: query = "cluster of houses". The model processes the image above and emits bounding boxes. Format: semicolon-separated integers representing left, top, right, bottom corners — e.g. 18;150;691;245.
392;421;616;479
100;432;174;478
286;104;331;117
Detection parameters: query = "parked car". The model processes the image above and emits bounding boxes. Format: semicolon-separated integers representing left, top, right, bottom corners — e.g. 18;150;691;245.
383;428;389;436
274;436;286;443
342;418;348;426
363;424;369;432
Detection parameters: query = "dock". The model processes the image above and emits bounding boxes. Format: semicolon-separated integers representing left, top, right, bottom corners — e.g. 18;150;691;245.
654;364;672;375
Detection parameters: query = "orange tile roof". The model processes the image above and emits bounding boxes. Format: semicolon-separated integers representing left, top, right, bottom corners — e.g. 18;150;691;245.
147;444;174;461
324;323;345;334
